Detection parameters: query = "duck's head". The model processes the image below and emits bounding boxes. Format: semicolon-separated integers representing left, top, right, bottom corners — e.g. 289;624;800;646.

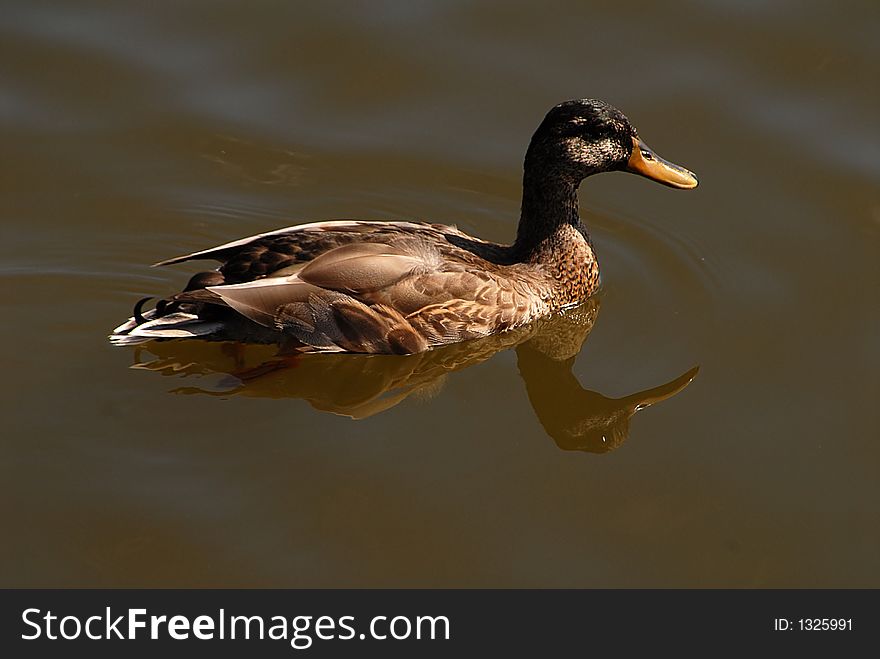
526;98;698;189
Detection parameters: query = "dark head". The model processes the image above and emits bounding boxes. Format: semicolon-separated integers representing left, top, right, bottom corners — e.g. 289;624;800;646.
525;99;698;189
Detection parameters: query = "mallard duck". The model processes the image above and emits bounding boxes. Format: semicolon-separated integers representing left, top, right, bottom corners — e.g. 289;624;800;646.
111;98;697;353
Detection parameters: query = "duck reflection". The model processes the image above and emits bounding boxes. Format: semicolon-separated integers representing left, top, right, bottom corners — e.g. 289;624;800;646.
129;297;697;452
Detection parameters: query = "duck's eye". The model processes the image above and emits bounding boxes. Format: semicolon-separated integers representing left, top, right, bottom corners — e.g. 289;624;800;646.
641;150;654;161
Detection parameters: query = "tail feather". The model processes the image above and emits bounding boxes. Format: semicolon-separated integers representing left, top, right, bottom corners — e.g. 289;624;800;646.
109;312;224;345
111;308;160;335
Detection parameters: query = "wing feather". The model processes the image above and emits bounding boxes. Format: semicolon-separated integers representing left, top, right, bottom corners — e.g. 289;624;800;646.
203;240;438;353
297;242;424;294
207;278;321;328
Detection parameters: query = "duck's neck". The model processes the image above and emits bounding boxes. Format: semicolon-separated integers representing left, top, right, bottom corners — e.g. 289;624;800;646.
512;166;586;261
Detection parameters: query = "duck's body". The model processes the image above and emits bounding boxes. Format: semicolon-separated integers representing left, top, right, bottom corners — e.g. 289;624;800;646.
111;99;696;353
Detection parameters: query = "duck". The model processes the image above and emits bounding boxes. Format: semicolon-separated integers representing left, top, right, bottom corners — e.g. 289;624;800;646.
111;98;697;354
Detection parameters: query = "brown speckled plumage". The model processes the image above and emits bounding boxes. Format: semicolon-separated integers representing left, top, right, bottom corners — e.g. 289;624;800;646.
111;99;697;353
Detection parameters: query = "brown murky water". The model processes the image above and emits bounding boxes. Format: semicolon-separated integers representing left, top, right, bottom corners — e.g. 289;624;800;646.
2;1;878;587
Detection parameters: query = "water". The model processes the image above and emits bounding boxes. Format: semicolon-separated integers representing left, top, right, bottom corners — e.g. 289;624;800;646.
1;1;877;587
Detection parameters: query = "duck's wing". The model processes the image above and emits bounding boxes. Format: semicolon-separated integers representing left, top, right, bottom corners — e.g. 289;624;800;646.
203;240;432;353
204;239;541;354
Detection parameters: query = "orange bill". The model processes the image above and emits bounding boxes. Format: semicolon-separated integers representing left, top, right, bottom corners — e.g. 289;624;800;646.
627;137;698;189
